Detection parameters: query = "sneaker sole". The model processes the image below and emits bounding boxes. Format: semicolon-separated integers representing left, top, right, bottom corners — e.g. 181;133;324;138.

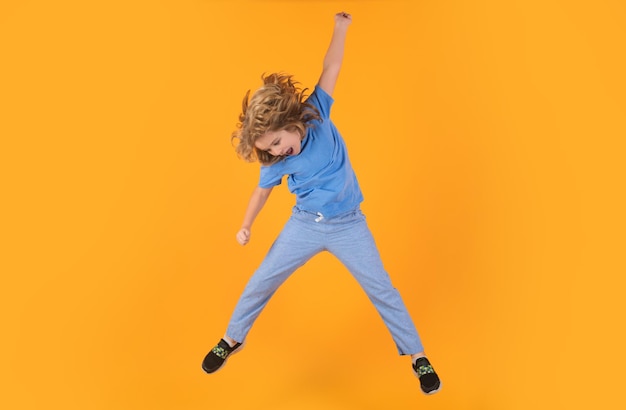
422;380;442;395
413;370;442;395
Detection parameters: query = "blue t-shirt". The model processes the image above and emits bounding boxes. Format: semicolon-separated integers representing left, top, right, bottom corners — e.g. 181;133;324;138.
258;85;363;218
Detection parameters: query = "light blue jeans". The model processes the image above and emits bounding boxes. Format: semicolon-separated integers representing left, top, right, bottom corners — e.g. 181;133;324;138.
226;207;424;355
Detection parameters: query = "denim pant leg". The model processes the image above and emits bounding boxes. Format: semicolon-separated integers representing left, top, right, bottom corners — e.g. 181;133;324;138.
326;210;424;355
226;214;324;343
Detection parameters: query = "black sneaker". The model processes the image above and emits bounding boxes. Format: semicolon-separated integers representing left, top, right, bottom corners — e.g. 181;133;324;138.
202;339;243;374
412;357;441;395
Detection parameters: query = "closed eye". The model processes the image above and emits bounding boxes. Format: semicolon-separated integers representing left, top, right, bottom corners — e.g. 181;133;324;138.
258;137;281;153
265;139;280;152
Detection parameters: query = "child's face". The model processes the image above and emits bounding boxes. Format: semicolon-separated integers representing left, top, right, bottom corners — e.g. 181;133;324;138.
255;129;302;158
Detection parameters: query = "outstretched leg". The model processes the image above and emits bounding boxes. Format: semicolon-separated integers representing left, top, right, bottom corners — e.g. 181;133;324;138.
326;210;441;394
326;210;424;355
226;214;325;342
203;214;323;373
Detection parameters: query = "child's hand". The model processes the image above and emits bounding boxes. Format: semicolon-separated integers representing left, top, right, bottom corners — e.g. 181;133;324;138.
334;11;352;29
236;228;251;246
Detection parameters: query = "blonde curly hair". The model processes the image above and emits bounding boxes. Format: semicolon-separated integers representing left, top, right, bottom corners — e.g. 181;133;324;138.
231;73;321;165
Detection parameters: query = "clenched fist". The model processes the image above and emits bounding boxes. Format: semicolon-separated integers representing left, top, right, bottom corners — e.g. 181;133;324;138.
236;228;251;246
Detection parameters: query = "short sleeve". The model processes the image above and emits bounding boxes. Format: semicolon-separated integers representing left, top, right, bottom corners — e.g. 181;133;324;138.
259;164;283;188
306;85;334;120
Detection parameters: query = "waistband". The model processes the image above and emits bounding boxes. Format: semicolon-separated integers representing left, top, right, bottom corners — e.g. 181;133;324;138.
292;206;362;223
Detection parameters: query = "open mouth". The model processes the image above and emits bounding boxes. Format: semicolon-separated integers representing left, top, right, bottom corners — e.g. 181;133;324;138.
285;147;294;156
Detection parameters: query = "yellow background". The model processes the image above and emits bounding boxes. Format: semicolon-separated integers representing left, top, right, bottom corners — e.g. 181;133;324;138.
1;0;625;409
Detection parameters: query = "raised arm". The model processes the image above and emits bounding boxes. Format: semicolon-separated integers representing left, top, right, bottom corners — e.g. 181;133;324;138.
236;186;273;245
318;12;352;96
